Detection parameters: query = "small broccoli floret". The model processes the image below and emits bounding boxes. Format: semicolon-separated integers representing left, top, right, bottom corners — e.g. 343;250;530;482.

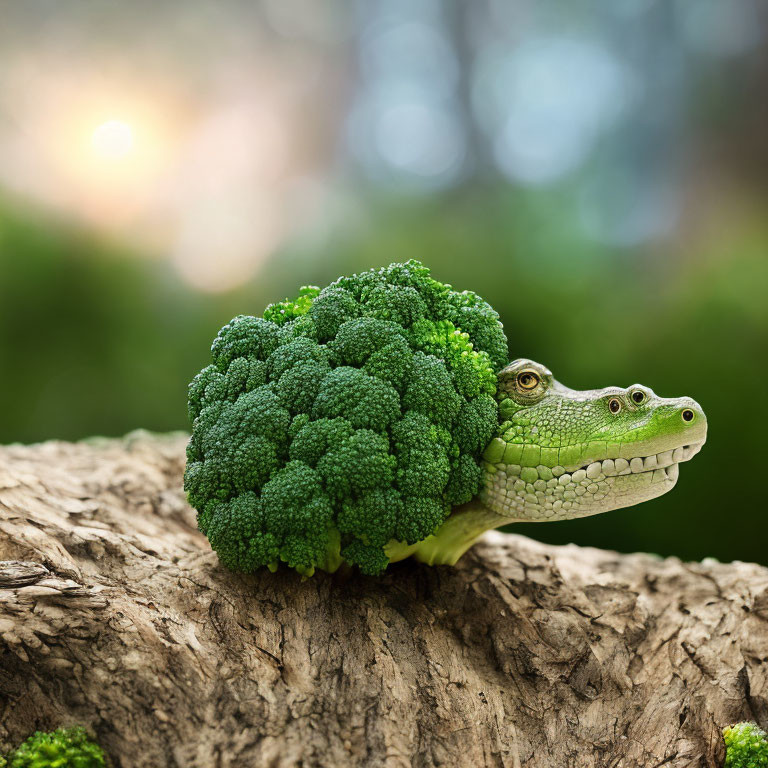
261;461;336;574
331;317;405;366
362;283;427;326
362;336;413;390
317;429;396;499
410;318;496;398
446;453;484;505
444;289;508;371
7;727;106;768
206;493;279;573
185;260;508;576
338;488;400;550
312;367;400;432
454;395;497;455
724;722;768;767
341;537;391;575
211;315;283;371
402;352;462;427
263;285;319;325
310;287;360;341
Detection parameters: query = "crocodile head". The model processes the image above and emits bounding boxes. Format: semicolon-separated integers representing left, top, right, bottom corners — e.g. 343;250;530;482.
480;358;707;522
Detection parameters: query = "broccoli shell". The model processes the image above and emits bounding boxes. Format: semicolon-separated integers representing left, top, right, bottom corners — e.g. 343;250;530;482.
185;260;507;575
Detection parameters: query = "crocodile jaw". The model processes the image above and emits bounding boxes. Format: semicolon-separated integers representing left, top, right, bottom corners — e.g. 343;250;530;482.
481;439;705;522
480;358;707;522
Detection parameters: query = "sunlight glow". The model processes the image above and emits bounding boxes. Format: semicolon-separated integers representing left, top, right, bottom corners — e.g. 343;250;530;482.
0;66;299;290
91;120;134;158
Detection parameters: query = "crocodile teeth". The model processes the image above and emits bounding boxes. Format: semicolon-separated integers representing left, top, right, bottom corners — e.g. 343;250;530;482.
683;442;704;461
569;444;702;479
652;468;668;484
643;455;658;470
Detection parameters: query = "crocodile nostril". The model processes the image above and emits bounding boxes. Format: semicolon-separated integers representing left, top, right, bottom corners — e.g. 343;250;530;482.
682;409;695;423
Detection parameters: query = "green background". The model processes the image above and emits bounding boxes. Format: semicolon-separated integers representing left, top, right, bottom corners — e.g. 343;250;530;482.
1;1;766;566
2;191;765;566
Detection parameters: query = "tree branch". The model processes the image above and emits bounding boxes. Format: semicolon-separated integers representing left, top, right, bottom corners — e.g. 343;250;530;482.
0;432;765;767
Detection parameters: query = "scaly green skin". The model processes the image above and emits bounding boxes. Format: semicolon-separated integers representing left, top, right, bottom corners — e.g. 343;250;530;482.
388;357;706;566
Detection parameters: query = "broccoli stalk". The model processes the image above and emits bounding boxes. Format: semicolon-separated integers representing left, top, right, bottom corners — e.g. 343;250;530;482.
385;499;509;566
723;722;768;767
185;260;508;577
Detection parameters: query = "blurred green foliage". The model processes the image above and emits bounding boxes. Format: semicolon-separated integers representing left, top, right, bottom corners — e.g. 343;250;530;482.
1;189;766;566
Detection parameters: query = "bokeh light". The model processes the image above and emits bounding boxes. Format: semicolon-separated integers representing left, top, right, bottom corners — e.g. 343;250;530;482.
477;38;634;185
91;120;134;159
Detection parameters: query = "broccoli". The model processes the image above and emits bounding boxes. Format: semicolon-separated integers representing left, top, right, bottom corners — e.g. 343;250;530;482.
5;727;106;768
185;260;507;576
723;722;768;767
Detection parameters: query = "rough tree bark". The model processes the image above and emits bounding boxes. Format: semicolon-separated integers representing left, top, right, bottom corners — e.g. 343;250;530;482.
0;432;766;768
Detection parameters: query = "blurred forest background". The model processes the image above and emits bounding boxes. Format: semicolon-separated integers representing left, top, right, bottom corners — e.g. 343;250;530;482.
0;1;766;565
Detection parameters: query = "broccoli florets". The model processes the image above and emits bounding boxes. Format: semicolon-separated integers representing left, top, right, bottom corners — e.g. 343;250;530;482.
5;727;106;768
185;260;508;576
724;722;768;767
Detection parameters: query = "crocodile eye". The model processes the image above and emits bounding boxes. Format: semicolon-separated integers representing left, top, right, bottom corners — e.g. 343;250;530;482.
517;371;540;391
609;397;622;414
631;390;645;404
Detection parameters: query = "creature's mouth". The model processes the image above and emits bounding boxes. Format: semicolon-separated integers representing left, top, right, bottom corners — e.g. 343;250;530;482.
568;440;705;484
